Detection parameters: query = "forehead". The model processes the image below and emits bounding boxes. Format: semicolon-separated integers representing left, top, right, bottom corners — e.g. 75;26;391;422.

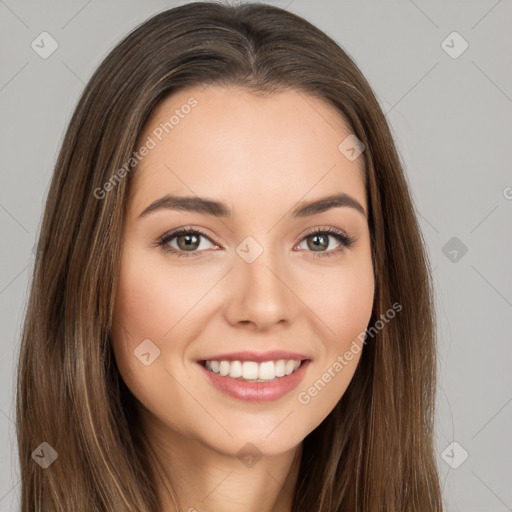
129;85;366;217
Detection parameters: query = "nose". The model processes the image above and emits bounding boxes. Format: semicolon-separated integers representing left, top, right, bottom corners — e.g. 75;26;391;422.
223;244;297;330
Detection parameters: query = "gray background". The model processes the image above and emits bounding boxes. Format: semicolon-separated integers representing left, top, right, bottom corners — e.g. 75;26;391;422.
1;0;511;510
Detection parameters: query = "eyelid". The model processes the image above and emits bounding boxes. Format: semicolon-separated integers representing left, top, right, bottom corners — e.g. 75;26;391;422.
297;224;352;241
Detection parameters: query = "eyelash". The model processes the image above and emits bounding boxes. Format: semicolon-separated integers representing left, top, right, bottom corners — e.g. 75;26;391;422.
156;226;356;259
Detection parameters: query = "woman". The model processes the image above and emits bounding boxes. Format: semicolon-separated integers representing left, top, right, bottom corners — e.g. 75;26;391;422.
16;1;444;511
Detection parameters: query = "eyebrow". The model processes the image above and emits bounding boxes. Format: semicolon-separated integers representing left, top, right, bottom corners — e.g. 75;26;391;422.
138;192;367;219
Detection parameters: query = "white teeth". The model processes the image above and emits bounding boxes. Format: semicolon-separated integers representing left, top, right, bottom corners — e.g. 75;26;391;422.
219;360;230;376
242;361;259;380
285;360;295;375
258;361;275;380
275;359;286;377
229;360;243;378
203;359;304;381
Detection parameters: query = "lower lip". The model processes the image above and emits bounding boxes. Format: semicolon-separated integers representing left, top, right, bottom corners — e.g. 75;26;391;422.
198;360;311;403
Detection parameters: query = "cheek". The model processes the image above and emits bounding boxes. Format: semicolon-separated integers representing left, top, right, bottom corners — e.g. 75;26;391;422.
295;254;374;422
332;274;374;340
307;254;375;346
112;255;207;344
111;258;201;422
113;266;168;344
111;257;179;381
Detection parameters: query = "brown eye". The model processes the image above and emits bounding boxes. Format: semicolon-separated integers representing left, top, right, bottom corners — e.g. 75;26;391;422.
306;233;330;252
297;227;355;258
175;232;201;251
157;228;217;257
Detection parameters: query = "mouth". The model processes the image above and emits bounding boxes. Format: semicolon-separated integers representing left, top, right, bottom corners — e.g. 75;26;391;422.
197;356;312;402
198;358;310;383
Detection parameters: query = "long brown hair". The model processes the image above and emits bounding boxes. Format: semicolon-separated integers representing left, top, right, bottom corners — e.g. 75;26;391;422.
16;2;444;510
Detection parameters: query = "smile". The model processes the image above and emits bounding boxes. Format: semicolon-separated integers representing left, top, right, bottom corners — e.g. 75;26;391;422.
202;359;303;382
198;358;311;402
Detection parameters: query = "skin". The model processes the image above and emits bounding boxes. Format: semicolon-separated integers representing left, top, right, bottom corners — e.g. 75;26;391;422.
112;85;375;512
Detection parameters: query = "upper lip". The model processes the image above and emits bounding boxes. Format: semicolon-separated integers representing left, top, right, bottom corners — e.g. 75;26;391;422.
198;350;311;363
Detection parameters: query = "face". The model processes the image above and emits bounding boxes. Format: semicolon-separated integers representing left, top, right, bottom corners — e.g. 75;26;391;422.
111;85;374;458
